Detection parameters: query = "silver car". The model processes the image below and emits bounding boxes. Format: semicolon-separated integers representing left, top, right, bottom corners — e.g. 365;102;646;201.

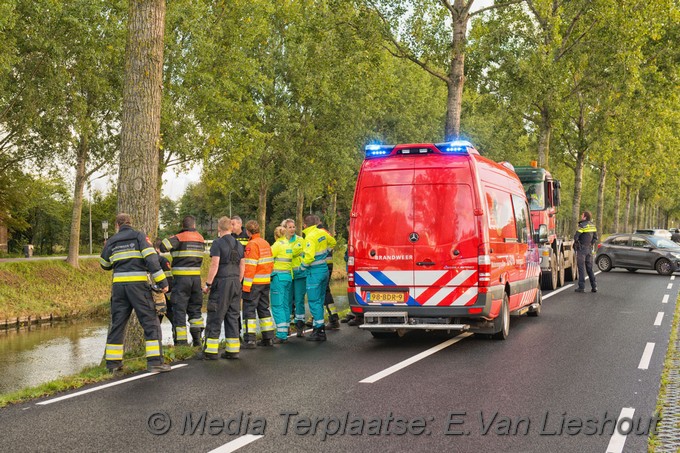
596;233;680;275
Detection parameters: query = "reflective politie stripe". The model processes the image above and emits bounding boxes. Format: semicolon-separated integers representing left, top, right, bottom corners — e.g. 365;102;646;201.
110;250;144;262
171;267;201;276
225;338;239;353
145;340;160;357
161;238;173;251
99;257;112;269
112;271;148;283
205;338;220;354
141;247;155;258
105;344;124;360
260;317;274;332
246;319;257;331
170;250;204;258
151;269;165;282
189;317;205;328
175;327;187;341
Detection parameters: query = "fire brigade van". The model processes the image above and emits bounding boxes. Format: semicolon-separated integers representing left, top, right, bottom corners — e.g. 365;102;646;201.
347;141;541;340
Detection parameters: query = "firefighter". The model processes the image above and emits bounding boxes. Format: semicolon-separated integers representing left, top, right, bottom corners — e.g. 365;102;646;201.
242;220;275;347
269;226;294;343
302;214;336;341
281;219;307;337
318;220;340;329
153;239;174;331
160;216;205;346
574;210;598;293
99;213;170;373
197;216;245;360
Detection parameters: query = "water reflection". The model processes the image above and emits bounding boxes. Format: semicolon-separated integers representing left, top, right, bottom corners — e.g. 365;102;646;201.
0;280;348;396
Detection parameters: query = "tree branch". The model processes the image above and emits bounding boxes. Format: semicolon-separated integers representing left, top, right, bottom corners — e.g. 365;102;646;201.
470;0;524;17
525;0;547;28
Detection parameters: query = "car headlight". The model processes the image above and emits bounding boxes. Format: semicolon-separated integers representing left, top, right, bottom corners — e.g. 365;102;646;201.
669;253;680;260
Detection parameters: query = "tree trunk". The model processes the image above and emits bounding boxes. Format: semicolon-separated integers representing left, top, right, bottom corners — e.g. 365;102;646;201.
624;185;631;232
632;190;639;230
444;6;468;140
327;192;337;236
118;0;166;355
66;136;89;267
596;162;606;234
296;188;304;236
613;177;621;233
571;150;586;231
258;180;267;238
537;105;551;169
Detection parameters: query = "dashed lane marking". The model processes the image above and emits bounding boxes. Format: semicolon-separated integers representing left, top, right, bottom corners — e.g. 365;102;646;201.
667;283;673;290
360;333;473;384
207;434;263;453
654;312;664;326
637;343;655;370
605;407;635;453
36;364;188;406
662;295;669;304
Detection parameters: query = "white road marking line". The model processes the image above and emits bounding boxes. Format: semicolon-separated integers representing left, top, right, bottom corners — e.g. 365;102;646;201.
605;407;635;453
654;312;664;326
207;434;263;453
662;295;669;304
667;283;673;290
542;283;573;300
637;343;655;370
360;333;473;384
671;276;675;281
36;364;188;406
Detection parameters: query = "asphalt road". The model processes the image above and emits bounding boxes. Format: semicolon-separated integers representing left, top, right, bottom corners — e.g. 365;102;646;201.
1;269;676;453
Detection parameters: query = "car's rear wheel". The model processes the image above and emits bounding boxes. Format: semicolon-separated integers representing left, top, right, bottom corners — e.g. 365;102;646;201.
492;294;510;340
655;258;673;276
626;268;638;273
597;255;613;272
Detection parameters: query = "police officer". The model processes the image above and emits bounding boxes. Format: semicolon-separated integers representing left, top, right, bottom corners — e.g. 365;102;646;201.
197;216;245;360
302;214;336;341
574;211;598;293
99;213;170;373
281;219;307;337
161;216;205;346
318;220;340;329
242;220;276;347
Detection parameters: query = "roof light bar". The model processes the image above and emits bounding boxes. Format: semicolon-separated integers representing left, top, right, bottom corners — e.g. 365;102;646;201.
365;144;395;158
435;140;475;154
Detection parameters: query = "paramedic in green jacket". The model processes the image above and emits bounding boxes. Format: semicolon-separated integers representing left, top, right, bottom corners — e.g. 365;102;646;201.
282;218;307;337
301;214;336;341
270;226;294;344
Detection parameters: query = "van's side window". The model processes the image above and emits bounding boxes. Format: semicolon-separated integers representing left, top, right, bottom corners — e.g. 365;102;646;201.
512;195;531;243
485;188;516;240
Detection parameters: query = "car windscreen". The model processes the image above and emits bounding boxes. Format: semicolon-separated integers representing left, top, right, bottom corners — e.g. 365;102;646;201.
649;237;680;249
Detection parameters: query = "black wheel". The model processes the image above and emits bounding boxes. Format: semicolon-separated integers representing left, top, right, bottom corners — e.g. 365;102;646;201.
565;252;577;281
597;255;612;272
527;286;541;317
492;294;510;340
370;331;399;339
557;252;565;287
626;268;638;273
541;252;558;290
655;258;673;276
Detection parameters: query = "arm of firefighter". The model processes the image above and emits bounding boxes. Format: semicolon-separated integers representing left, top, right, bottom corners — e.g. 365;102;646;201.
141;235;168;290
203;256;220;294
239;258;245;282
242;242;258;293
99;246;113;271
159;235;178;253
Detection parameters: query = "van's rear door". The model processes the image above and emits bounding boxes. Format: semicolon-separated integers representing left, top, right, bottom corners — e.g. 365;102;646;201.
352;158;415;304
412;179;479;307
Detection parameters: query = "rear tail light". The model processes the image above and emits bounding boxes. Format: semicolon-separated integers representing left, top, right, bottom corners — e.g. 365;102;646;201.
478;243;491;287
347;250;355;287
597;244;602;249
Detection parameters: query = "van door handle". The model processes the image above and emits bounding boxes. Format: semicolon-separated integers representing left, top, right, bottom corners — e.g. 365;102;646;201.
416;261;435;266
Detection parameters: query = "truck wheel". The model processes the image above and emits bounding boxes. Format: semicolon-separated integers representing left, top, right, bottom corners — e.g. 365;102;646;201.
557;252;565;287
565;252;577;282
370;331;399;339
541;253;558;290
527;286;542;317
492;294;510;340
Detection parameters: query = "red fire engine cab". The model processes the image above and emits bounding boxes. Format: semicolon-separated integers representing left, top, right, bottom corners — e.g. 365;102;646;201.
347;141;541;340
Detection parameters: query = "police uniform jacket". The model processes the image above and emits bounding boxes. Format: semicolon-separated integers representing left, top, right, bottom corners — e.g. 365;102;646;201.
100;225;168;288
574;220;598;253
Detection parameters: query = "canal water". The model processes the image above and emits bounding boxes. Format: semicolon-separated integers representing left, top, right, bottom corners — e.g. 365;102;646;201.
0;281;349;396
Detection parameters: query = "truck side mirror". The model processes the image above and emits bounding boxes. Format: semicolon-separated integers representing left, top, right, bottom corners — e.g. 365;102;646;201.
536;224;549;244
553;181;561;207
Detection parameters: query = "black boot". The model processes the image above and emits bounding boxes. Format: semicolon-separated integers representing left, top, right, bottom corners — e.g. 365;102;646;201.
328;315;340;330
306;326;327;342
190;329;202;347
295;320;305;337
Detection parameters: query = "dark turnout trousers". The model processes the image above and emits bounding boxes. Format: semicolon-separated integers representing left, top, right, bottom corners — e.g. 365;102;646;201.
105;283;163;369
204;277;242;357
243;284;275;343
172;276;205;343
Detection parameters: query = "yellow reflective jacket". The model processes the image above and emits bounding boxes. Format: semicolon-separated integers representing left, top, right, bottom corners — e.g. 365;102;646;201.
271;238;293;278
302;225;336;269
289;234;306;278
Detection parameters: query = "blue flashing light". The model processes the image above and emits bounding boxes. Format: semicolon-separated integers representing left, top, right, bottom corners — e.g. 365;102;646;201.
365;144;395;158
436;140;474;154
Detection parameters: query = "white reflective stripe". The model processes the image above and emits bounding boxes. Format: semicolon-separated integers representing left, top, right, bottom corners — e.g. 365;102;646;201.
151;269;164;280
170;250;204;257
421;287;454;306
258;257;274;263
356;272;383;287
162;238;173;251
111;251;144;261
141;247;155;258
245;259;258;265
379;270;415;286
113;271;148;278
449;287;478;306
274;258;292;262
413;270;447;286
311;260;326;266
254;274;270;278
172;267;202;272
